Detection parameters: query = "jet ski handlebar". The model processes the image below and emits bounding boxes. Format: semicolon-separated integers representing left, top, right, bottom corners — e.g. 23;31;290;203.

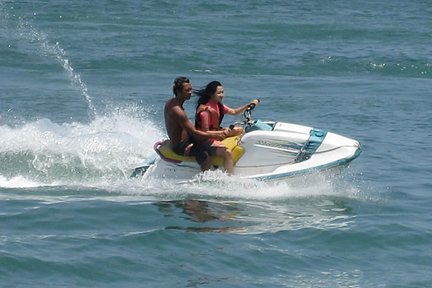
243;99;260;124
230;100;261;128
246;99;260;112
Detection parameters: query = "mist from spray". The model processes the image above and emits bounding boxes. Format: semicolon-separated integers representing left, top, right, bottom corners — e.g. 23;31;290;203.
0;105;164;188
15;15;97;119
0;3;97;119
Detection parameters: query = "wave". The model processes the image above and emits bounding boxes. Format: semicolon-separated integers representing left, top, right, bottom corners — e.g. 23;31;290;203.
0;106;163;188
291;54;432;78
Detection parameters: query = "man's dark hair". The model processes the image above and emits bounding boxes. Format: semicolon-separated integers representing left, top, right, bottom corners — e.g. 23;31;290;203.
173;76;190;96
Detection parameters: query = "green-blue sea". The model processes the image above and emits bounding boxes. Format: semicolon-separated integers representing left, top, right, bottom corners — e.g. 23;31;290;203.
1;1;431;287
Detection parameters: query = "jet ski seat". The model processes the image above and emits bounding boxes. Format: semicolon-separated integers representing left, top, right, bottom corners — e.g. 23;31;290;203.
154;136;245;166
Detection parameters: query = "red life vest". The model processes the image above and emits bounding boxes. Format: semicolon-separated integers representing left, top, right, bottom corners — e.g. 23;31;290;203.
195;101;226;131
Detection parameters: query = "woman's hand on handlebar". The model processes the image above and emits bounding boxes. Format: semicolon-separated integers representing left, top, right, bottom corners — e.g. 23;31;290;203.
247;99;260;110
250;99;260;106
222;127;232;137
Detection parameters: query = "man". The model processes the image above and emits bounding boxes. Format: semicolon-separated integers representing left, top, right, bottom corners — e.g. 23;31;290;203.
164;76;231;172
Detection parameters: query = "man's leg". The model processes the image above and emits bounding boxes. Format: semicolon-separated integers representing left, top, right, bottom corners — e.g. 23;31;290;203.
193;145;211;171
199;156;211;171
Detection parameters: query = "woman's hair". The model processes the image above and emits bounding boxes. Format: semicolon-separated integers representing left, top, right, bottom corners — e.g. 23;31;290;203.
194;81;222;107
172;76;190;96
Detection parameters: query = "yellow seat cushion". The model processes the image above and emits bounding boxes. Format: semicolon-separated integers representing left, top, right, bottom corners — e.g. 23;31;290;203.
156;136;244;166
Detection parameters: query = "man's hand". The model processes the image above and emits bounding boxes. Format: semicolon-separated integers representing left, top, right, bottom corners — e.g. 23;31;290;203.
212;130;227;141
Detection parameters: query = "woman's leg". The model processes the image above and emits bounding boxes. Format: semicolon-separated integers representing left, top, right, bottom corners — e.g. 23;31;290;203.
214;146;234;174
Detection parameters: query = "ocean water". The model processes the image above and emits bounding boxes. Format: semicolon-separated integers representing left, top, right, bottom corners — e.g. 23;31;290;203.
1;0;431;287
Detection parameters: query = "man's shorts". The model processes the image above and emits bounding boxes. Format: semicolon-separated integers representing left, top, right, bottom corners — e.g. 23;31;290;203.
173;137;217;166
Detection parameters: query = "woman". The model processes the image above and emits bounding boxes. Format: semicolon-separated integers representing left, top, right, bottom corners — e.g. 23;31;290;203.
194;81;259;174
194;81;259;136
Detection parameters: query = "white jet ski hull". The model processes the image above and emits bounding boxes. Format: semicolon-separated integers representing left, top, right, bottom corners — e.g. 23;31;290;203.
132;120;361;182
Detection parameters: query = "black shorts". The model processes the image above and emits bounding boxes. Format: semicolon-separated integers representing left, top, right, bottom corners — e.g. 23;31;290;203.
173;137;217;166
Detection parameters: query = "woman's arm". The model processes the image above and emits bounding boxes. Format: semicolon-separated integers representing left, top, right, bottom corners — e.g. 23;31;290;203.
225;99;260;115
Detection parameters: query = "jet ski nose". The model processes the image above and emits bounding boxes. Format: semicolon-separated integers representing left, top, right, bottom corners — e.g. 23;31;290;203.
353;141;362;158
354;141;360;148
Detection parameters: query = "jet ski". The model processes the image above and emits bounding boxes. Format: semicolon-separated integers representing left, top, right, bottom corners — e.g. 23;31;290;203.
131;104;361;182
